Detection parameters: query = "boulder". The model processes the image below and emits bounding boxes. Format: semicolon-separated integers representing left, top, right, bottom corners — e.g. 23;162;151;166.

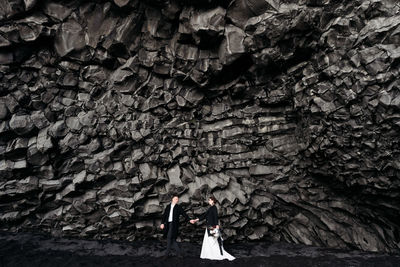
9;114;35;135
43;2;72;21
49;121;68;138
54;19;85;56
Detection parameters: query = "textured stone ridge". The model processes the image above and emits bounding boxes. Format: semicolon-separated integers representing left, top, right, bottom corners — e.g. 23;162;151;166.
0;0;399;253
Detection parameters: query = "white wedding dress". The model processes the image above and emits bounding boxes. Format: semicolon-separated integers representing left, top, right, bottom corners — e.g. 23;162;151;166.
200;229;235;261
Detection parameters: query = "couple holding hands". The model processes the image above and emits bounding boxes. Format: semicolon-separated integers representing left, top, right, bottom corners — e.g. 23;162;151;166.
160;195;235;261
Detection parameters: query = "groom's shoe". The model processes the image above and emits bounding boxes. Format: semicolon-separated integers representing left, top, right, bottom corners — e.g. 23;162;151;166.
162;254;170;260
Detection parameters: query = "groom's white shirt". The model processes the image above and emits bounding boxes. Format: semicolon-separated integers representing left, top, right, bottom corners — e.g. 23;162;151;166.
168;203;175;222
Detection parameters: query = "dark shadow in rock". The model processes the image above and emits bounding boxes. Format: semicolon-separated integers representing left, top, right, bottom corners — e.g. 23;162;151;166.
208;54;253;88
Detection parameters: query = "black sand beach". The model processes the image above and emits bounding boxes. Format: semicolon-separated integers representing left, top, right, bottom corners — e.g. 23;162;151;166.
1;231;399;267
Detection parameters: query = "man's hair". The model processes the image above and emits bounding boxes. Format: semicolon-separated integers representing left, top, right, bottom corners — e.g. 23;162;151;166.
171;194;179;199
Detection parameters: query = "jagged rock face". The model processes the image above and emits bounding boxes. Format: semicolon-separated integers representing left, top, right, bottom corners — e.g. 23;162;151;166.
0;0;399;253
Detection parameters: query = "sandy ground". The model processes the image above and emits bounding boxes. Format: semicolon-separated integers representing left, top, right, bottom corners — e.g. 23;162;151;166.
0;231;399;267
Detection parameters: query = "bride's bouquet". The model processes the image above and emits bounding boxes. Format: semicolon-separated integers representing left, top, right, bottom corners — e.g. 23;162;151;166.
208;227;220;238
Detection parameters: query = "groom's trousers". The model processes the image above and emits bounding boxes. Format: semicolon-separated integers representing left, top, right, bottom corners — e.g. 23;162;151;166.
165;222;181;256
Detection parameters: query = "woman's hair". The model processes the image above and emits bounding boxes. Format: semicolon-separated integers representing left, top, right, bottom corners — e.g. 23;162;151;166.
209;196;217;204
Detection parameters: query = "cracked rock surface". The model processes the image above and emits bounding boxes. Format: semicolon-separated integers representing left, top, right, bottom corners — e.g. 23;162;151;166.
0;0;400;253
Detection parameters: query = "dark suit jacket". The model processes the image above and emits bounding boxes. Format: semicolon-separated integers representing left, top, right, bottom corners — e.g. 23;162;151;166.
162;203;190;239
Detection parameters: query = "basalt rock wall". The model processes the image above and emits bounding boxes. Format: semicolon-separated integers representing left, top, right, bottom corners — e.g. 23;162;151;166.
0;0;399;253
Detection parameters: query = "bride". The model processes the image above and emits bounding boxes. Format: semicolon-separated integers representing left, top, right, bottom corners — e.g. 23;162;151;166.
190;196;235;261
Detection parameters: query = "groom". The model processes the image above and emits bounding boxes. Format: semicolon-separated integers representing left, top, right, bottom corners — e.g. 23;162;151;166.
160;195;190;258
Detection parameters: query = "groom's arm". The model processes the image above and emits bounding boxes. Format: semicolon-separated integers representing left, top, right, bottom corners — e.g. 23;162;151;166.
178;205;190;222
161;205;169;225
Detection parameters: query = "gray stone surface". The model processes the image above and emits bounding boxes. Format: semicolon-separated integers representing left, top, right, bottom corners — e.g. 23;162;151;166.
9;114;35;135
0;0;399;254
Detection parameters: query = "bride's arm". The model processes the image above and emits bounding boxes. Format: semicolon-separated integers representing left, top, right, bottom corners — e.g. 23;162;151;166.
212;206;219;228
194;208;208;223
